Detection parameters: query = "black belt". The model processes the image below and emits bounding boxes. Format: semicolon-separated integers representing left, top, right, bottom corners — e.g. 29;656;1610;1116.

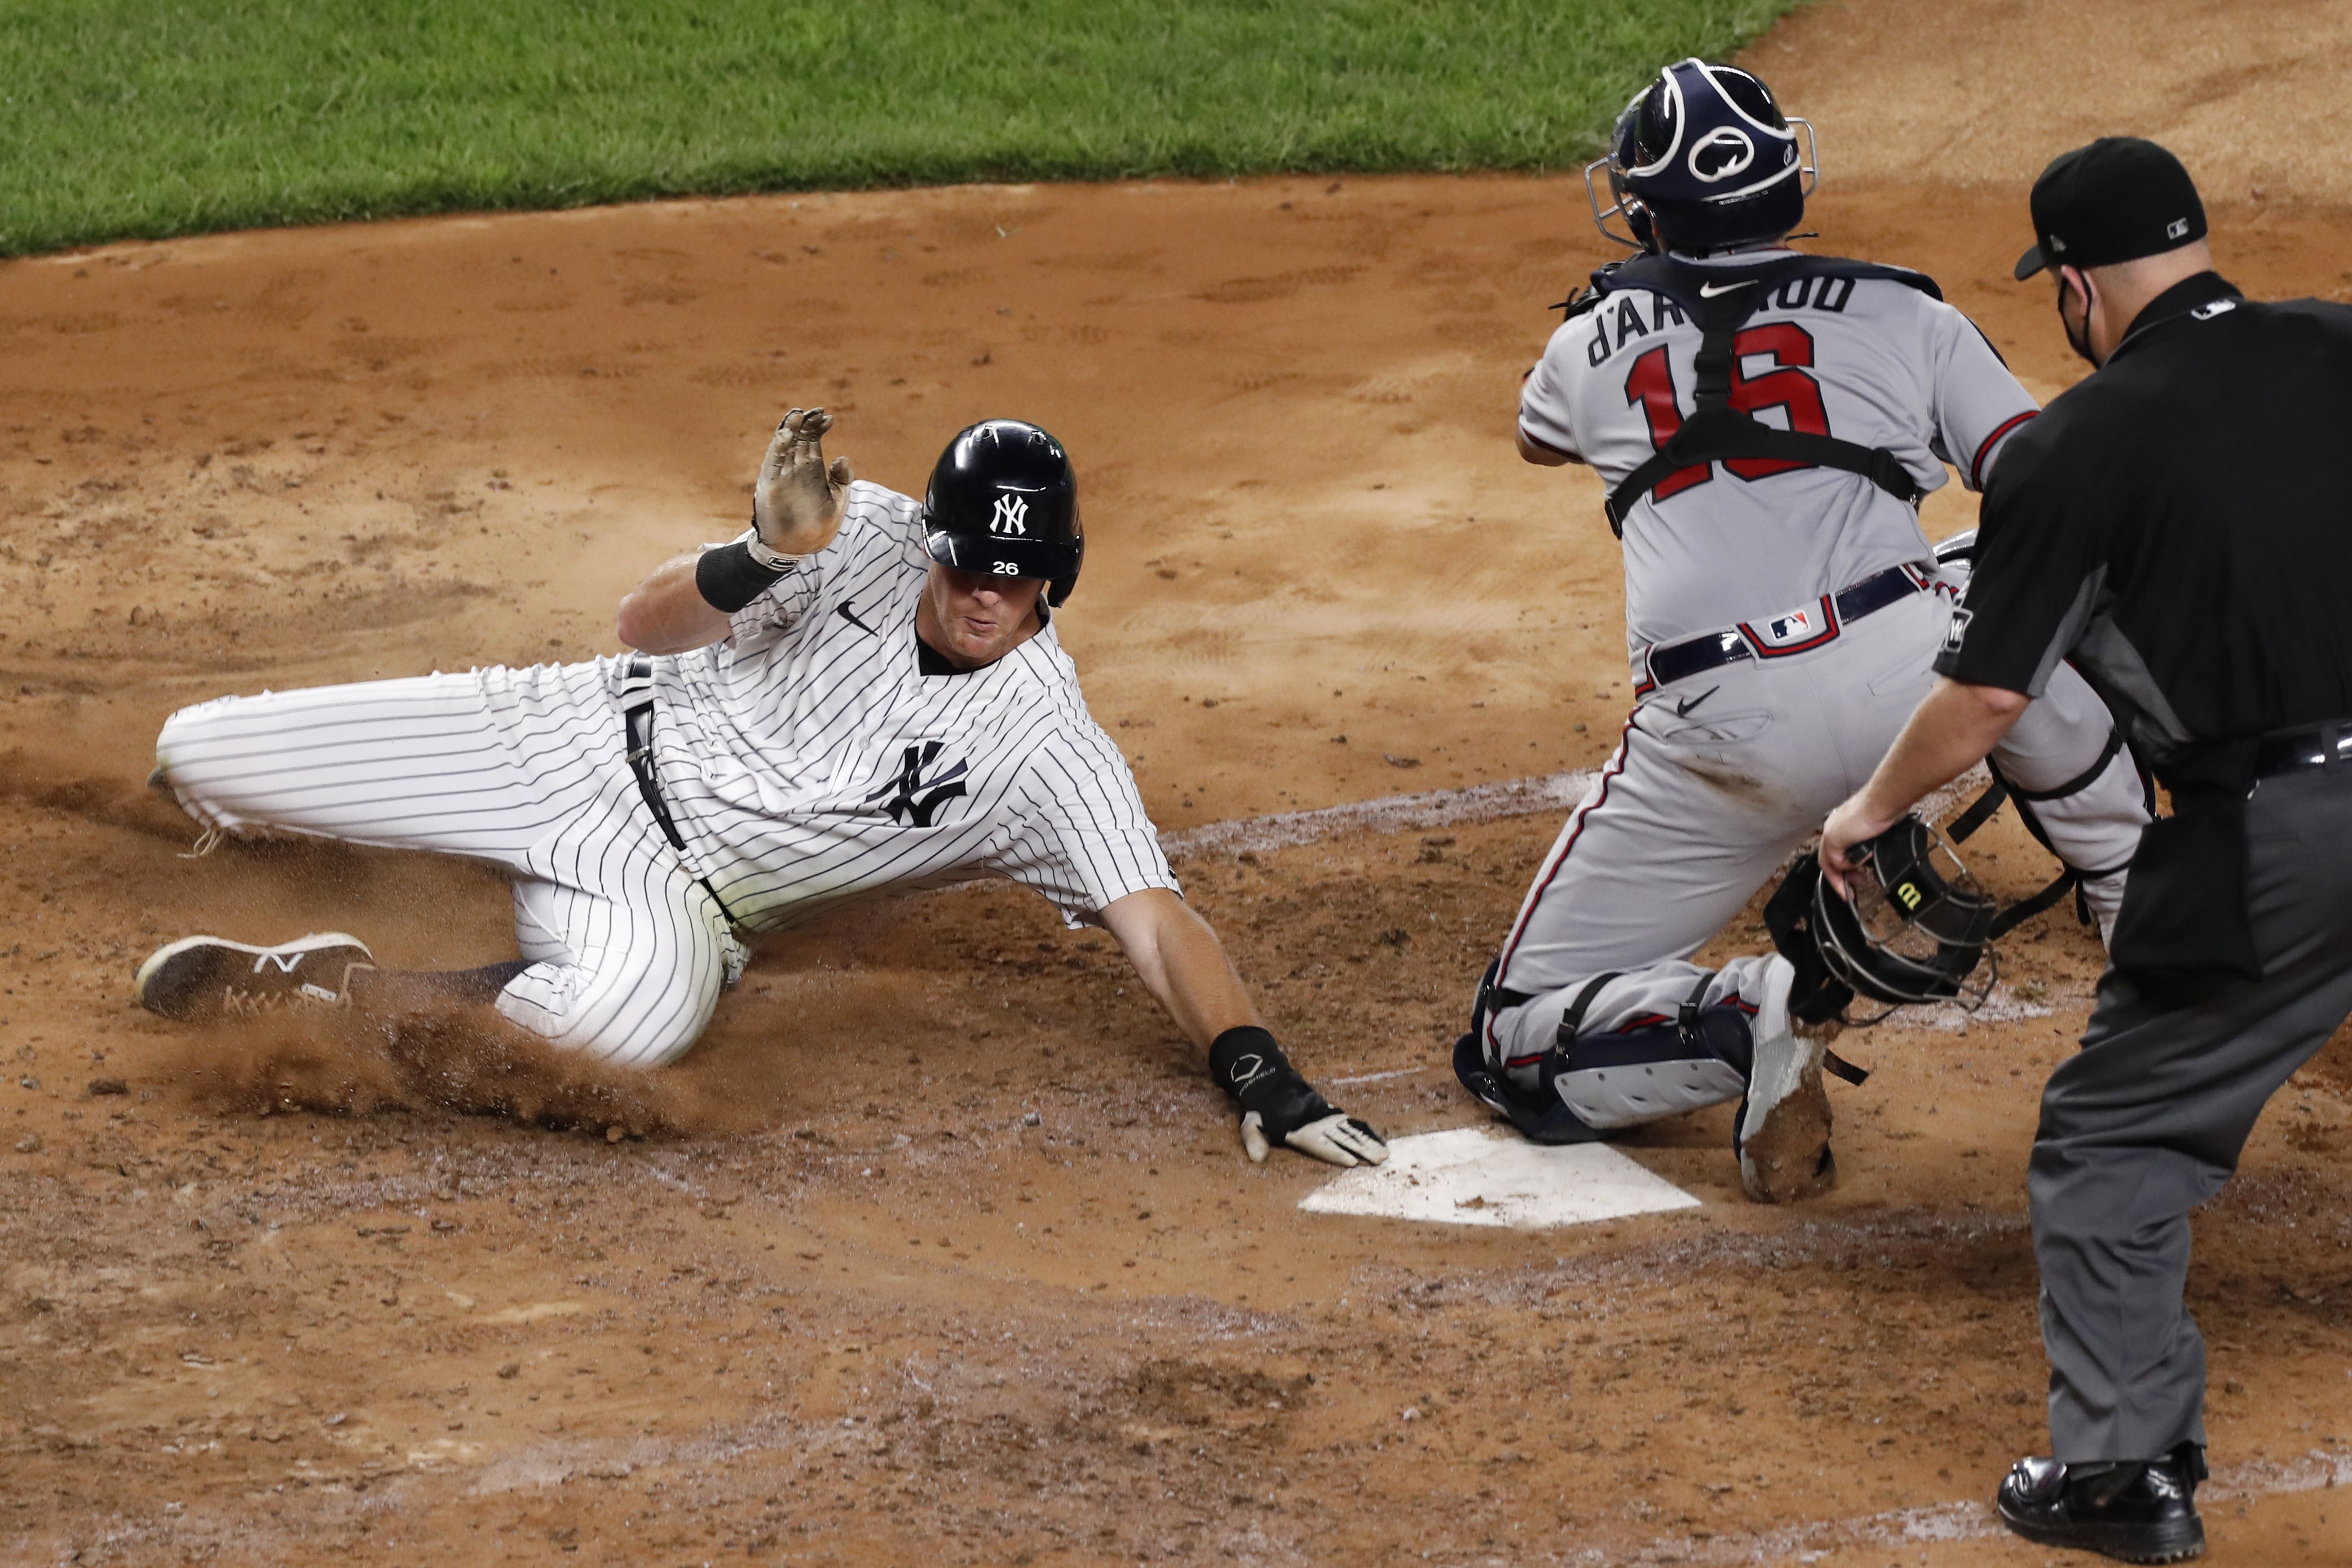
621;657;739;925
1640;564;1929;693
2254;720;2352;779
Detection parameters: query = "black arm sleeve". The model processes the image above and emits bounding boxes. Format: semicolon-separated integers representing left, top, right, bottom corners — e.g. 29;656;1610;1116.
694;540;791;613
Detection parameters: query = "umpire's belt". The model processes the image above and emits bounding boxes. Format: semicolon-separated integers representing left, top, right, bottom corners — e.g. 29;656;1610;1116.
620;656;740;926
2254;718;2352;779
1636;563;1932;696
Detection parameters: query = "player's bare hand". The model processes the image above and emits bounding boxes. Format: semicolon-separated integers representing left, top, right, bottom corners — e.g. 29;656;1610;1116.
1242;1107;1390;1168
753;407;854;556
1819;792;1902;897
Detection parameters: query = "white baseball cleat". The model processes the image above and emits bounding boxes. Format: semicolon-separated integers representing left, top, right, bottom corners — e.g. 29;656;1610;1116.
133;934;376;1022
1734;954;1837;1203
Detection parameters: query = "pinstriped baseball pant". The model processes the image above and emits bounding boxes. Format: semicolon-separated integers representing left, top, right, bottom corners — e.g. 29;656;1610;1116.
153;662;743;1068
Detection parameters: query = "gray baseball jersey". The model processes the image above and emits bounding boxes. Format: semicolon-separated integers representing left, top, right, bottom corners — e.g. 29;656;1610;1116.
1517;249;2040;651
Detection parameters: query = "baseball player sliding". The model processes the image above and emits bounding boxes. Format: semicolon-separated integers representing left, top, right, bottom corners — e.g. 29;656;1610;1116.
135;412;1387;1170
1457;59;2151;1200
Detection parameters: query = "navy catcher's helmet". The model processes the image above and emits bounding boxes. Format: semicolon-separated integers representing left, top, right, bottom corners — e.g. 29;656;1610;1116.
1586;58;1818;256
921;419;1083;607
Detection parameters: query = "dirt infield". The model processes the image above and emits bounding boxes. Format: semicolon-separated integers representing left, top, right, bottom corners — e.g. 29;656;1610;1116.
6;3;2352;1564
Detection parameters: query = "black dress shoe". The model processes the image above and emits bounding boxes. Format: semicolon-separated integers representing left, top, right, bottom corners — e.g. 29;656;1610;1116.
1996;1445;2207;1563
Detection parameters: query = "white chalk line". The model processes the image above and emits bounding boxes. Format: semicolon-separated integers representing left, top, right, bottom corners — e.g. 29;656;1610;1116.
1326;1065;1440;1087
1158;767;1599;858
1158;763;1995;862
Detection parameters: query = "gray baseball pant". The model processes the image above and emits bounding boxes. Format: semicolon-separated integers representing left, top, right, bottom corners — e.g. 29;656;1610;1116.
2032;763;2352;1462
1483;577;2150;1117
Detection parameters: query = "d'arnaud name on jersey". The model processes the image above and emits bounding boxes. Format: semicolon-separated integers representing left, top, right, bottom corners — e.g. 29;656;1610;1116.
1586;273;1863;367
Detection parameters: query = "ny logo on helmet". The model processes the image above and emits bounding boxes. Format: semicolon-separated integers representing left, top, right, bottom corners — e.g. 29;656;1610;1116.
990;494;1029;536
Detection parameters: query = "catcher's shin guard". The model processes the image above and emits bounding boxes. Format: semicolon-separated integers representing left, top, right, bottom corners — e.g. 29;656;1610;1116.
1453;960;1610;1145
1548;972;1754;1130
1455;966;1764;1140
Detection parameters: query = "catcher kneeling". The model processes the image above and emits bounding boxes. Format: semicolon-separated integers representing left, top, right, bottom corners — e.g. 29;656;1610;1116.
136;410;1385;1169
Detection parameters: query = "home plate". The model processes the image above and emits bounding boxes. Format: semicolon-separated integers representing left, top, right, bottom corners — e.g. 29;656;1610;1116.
1299;1127;1701;1229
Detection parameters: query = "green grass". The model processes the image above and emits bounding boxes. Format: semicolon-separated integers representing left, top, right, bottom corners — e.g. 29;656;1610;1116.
0;0;1802;257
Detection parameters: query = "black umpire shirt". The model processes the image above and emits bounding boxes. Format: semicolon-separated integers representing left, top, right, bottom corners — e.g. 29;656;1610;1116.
1937;271;2352;769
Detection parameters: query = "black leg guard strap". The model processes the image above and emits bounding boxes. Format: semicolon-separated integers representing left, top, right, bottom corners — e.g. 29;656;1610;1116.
1553;970;1629;1048
1453;961;1621;1145
1546;973;1757;1130
1823;1049;1870;1086
1946;776;2009;843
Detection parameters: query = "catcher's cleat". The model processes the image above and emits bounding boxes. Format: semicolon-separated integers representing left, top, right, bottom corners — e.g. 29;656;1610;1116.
133;934;375;1022
1997;1448;2207;1563
1733;955;1837;1203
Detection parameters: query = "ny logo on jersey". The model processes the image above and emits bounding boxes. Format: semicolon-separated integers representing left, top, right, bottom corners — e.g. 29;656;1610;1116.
864;740;970;827
990;494;1029;536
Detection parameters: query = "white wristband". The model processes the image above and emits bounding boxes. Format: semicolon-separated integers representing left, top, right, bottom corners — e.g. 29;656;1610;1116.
744;533;811;572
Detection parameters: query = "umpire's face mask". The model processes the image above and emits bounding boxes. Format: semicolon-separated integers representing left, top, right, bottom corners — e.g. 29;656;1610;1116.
2055;268;2099;366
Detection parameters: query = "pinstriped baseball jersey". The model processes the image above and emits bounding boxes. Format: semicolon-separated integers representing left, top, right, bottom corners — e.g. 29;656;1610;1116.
1517;249;2040;652
150;480;1174;1068
639;480;1176;933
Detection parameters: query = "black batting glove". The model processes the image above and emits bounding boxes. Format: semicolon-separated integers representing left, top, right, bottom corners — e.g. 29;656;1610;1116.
1210;1027;1389;1168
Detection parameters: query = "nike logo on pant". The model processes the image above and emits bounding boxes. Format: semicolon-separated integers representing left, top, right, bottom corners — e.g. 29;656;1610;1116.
1674;686;1720;717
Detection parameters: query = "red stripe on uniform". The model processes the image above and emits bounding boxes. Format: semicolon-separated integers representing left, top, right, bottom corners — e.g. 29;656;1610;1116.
1485;713;1641;1057
1970;410;2037;490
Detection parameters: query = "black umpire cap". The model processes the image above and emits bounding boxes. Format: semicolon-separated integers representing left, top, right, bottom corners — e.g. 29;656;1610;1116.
2014;137;2207;281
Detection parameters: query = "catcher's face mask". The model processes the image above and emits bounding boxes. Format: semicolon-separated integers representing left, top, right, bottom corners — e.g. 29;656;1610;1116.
1813;816;1998;1010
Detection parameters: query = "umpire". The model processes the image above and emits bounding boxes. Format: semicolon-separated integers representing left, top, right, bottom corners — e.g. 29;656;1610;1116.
1821;137;2352;1563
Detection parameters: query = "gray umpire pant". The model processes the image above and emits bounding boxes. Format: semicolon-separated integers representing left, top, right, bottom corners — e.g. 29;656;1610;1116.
2032;764;2352;1463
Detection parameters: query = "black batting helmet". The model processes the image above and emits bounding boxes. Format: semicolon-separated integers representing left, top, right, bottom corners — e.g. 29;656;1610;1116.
1587;58;1817;256
921;419;1083;607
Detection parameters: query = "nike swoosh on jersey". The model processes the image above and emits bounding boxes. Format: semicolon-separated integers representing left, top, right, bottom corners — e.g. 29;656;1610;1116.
1674;686;1720;717
1697;279;1758;298
836;602;878;635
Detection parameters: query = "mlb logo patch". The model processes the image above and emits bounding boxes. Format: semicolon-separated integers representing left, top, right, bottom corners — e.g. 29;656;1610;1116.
1742;595;1838;655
